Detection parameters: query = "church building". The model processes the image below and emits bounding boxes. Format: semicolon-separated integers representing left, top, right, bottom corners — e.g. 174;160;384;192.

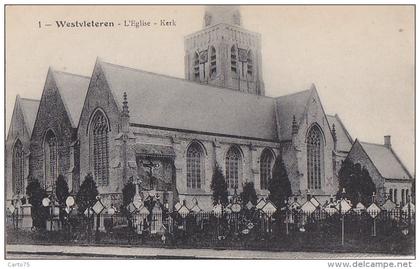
6;96;39;201
5;6;413;210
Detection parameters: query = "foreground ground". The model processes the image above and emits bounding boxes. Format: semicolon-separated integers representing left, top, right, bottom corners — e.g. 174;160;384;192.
5;244;414;259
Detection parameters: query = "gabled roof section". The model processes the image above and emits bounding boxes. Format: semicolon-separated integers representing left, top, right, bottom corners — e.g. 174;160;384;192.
7;95;40;140
359;141;412;180
98;59;278;141
327;114;353;152
51;69;90;128
19;97;40;136
274;88;312;141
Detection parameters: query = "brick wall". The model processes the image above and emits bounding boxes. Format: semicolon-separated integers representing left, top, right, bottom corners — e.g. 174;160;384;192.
280;141;300;196
384;181;412;205
5;98;32;201
29;73;77;190
130;125;281;209
288;89;336;202
51;61;343;210
346;141;386;203
77;62;126;196
78;62;283;208
184;24;264;95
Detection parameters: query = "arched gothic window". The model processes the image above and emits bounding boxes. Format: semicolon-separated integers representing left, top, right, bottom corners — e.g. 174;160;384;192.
193;52;200;81
307;125;323;190
44;130;58;191
210;46;217;78
90;110;110;186
394;189;398;204
260;149;274;190
225;146;242;189
401;189;405;205
186;142;204;189
247;50;253;77
231;46;237;74
12;139;24;195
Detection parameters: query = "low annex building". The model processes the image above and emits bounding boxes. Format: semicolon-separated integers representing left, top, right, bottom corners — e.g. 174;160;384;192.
346;137;413;205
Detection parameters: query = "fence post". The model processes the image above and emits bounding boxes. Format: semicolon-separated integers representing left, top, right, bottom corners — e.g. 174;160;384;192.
408;196;411;232
88;206;91;244
15;208;18;231
128;216;131;244
340;201;344;246
68;213;71;242
14;207;19;242
373;217;376;237
371;193;377;237
50;206;53;232
95;212;100;242
216;216;219;240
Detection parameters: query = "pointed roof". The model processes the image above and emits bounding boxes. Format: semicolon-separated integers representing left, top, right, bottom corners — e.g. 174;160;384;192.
50;69;90;127
19;97;40;135
275;87;313;141
98;59;278;141
356;140;412;180
204;5;242;27
327;114;353;152
7;95;40;140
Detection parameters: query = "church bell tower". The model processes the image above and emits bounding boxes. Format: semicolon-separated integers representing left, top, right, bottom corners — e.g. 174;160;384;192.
184;6;265;95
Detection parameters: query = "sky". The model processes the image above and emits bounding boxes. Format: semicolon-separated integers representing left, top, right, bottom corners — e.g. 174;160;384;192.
5;5;415;174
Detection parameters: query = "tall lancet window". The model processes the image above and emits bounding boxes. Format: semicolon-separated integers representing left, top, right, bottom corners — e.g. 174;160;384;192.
394;189;398;204
193;52;200;81
231;46;237;74
210;46;217;78
260;149;274;190
307;125;323;190
247;50;253;78
225;146;242;189
186;142;204;189
90;110;110;186
44;130;58;191
12;139;24;195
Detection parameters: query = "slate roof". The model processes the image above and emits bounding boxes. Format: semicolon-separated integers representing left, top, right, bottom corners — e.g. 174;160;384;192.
134;144;176;158
99;60;278;141
51;70;90;128
327;114;353;152
19;97;40;135
359;141;412;180
275;88;313;141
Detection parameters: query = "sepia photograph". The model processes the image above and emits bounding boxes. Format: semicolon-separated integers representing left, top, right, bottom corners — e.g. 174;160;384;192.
3;4;415;262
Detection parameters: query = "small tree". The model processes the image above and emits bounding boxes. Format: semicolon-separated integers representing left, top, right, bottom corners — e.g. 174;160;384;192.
26;178;47;229
76;173;99;214
411;180;415;202
241;182;257;207
55;174;69;207
337;159;376;206
210;163;229;206
121;181;136;215
268;157;292;209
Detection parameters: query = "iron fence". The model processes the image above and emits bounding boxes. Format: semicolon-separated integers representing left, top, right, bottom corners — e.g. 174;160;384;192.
5;198;416;253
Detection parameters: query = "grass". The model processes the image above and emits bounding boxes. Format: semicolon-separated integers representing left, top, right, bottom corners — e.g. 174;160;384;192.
6;225;415;256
